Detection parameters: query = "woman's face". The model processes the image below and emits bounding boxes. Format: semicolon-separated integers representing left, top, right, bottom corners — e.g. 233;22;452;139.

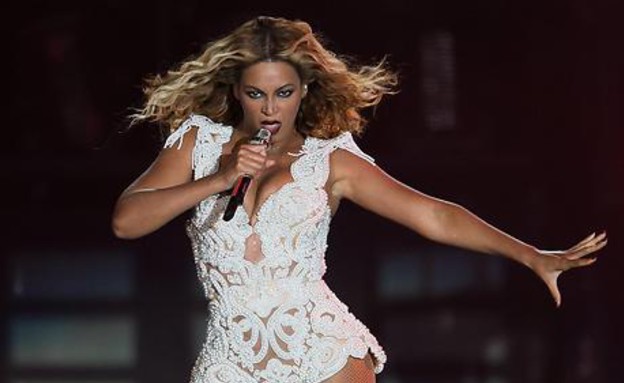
234;60;306;140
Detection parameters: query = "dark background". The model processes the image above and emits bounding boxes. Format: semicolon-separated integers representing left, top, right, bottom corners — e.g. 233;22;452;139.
3;1;622;382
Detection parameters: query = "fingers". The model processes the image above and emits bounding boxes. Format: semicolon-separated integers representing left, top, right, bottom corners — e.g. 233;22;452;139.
565;231;608;260
242;142;269;153
551;249;599;308
234;145;275;178
544;272;562;307
576;257;598;267
539;230;607;309
558;250;599;275
568;232;597;252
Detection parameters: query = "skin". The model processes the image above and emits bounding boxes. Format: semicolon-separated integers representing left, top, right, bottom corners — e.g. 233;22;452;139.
112;60;607;382
228;60;308;222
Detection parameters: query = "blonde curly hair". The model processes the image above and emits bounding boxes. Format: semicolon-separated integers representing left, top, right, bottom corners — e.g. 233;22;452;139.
130;16;398;139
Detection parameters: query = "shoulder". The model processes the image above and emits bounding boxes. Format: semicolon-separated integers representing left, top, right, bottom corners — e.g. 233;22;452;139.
325;141;380;202
304;132;375;164
305;132;375;194
163;113;233;150
329;143;377;181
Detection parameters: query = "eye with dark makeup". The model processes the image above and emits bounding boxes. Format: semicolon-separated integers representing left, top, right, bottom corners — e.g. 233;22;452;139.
245;90;263;99
277;88;294;98
243;86;295;100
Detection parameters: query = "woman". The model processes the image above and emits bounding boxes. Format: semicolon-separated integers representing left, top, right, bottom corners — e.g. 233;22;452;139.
112;16;607;383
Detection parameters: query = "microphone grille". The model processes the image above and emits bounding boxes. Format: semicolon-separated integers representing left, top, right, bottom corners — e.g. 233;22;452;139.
257;128;271;140
250;128;271;144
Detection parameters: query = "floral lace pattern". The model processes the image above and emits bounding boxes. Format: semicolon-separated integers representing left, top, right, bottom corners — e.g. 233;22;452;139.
165;114;386;383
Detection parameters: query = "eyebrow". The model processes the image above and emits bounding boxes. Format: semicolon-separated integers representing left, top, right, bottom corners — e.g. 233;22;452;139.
243;84;296;91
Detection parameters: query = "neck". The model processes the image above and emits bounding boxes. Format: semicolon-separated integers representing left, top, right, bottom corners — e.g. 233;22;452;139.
268;129;305;156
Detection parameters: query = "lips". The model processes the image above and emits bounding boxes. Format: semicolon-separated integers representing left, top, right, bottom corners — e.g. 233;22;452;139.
260;120;281;135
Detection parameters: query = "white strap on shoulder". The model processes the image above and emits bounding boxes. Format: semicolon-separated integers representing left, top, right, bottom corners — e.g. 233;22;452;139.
300;132;375;165
289;132;375;187
328;132;375;165
163;114;220;150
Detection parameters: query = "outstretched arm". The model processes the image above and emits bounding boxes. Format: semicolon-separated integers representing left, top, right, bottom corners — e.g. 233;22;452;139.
330;149;607;306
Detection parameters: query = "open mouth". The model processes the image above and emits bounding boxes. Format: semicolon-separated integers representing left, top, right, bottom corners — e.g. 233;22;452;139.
260;120;281;135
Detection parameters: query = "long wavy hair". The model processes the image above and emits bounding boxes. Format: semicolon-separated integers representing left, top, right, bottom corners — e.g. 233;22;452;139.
130;16;398;139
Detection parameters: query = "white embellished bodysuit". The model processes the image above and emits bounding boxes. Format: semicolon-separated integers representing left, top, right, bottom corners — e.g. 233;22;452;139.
165;114;386;383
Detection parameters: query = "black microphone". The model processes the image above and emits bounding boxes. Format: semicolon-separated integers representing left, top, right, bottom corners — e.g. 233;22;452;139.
222;128;272;221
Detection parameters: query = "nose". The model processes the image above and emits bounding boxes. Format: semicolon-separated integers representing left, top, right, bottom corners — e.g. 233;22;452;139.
261;97;277;116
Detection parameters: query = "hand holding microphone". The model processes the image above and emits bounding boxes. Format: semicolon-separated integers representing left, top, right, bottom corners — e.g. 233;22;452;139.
223;128;272;221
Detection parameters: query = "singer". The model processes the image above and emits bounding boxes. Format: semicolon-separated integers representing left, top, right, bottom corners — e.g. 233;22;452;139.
111;16;607;383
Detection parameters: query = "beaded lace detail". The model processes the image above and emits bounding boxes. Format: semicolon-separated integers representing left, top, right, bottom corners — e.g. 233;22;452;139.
165;114;386;383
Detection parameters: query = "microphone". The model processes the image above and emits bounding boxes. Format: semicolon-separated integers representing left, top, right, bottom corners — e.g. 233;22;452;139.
222;128;272;221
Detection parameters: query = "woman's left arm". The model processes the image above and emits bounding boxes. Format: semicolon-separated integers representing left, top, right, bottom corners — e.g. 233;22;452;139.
330;149;608;306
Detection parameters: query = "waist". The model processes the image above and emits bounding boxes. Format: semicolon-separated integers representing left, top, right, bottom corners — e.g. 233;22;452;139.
208;278;329;318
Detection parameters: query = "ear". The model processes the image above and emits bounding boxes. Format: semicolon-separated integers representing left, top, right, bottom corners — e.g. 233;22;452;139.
301;83;308;98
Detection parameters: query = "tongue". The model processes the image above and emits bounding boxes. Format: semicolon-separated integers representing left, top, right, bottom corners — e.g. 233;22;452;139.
261;123;281;134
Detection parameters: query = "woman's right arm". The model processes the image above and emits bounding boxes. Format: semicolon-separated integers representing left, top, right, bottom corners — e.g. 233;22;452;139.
112;127;274;239
111;128;230;239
